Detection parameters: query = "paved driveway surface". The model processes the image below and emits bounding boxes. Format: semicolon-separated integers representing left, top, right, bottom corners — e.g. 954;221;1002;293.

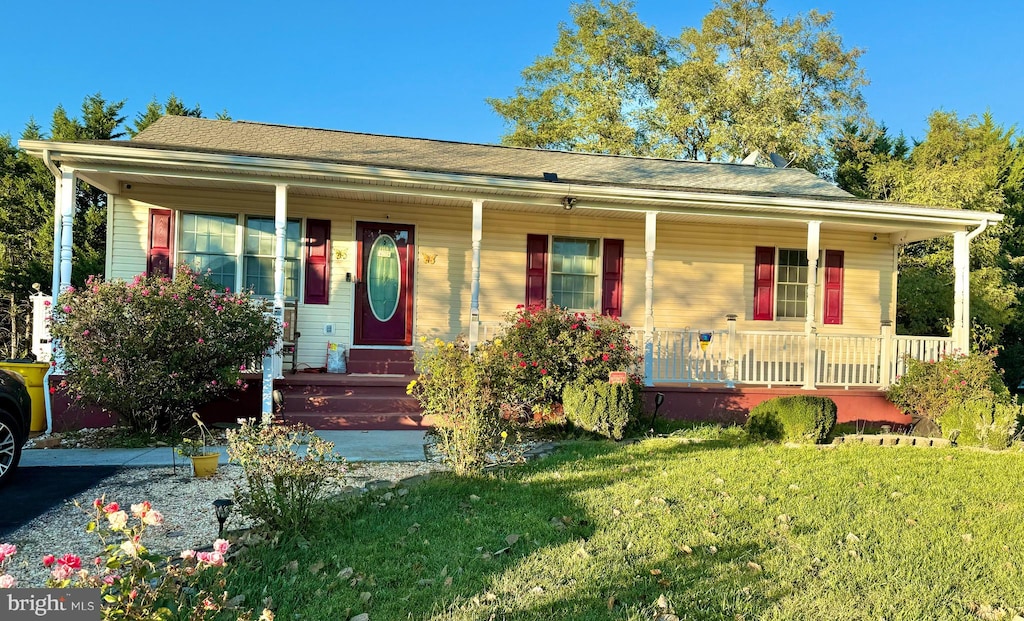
0;466;121;537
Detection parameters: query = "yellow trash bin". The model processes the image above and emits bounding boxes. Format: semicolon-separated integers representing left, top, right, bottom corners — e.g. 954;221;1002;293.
0;361;50;432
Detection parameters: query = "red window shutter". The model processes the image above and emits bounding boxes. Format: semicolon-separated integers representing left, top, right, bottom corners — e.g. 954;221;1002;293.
753;246;775;321
147;209;173;276
525;234;548;308
601;239;624;318
304;219;331;305
823;249;844;325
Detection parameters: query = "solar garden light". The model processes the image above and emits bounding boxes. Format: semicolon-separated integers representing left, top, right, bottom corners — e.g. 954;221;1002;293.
651;392;665;428
212;498;234;537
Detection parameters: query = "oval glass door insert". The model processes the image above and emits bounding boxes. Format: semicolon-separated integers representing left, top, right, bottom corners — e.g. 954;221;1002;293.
367;234;401;322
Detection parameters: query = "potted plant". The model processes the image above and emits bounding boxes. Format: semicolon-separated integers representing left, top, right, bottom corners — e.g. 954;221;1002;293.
177;413;220;478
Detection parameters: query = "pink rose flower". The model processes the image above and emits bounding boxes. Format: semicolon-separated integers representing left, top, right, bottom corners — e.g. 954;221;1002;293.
0;574;16;588
103;502;119;514
142;510;163;526
57;554;82;570
81;330;90;337
42;554;55;567
102;575;118;586
0;543;16;563
213;539;230;555
180;550;196;560
51;564;75;581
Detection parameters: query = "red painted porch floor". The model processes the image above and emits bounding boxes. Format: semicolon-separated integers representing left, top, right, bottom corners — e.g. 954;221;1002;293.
273;373;908;431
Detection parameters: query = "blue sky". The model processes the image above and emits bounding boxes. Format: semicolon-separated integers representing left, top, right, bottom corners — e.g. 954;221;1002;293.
3;0;1022;147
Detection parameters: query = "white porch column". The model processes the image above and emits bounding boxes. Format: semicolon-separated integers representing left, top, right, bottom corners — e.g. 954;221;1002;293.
802;220;820;390
262;184;288;423
58;169;76;293
50;172;64;302
643;211;657;386
952;229;969;352
468;199;483;353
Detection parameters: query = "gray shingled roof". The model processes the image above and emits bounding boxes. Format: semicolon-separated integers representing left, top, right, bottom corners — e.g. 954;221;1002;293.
128;116;853;200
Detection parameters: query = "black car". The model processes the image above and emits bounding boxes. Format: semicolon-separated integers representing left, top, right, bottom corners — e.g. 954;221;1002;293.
0;369;32;486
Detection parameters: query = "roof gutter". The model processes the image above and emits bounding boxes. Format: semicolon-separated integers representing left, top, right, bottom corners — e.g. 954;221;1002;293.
966;218;989;241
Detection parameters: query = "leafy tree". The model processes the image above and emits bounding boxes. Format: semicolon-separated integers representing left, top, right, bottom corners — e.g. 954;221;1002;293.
838;112;1020;343
487;0;667;155
489;0;866;169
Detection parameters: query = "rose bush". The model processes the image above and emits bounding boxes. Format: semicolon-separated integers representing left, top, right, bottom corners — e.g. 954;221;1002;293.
0;498;270;620
49;266;281;433
484;305;642;423
886;350;1011;422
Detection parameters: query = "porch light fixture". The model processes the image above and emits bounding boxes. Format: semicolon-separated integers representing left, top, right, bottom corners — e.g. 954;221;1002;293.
212;498;234;537
561;196;577;211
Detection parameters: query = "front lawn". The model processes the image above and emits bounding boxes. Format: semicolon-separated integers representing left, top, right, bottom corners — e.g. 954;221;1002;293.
226;437;1024;620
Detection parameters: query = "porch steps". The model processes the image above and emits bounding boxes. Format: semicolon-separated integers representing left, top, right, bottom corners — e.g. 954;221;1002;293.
346;349;416;375
273;373;428;430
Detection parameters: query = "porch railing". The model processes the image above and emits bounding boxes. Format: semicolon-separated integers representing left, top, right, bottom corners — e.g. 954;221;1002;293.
471;320;955;389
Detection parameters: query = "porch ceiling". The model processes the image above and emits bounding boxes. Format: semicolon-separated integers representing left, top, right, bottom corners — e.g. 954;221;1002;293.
78;167;952;243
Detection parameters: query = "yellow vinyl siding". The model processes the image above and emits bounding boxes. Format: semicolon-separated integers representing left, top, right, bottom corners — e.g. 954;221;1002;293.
108;184;898;366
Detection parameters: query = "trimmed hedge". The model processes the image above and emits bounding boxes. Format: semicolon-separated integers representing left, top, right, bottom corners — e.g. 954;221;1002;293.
562;381;642;440
938;402;1021;450
746;396;837;443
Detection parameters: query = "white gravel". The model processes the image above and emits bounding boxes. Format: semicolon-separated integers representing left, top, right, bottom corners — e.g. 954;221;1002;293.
2;460;445;587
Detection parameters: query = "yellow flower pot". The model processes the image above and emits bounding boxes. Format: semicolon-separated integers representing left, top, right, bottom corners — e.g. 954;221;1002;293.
189;453;220;478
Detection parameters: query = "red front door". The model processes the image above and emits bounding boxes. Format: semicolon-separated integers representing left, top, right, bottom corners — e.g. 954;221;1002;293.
354;222;414;346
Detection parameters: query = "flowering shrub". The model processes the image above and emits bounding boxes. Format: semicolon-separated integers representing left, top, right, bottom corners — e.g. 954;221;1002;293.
227;421;348;532
0;499;268;620
886;351;1011;422
484;305;642;421
49;266;281;433
409;337;518;475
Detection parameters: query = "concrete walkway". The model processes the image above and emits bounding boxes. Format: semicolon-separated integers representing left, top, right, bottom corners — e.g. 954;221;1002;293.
20;430;430;467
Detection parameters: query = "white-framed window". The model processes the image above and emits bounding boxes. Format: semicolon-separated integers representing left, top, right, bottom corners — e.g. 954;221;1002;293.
776;248;808;319
243;217;302;298
178;213;238;290
550;236;600;311
178;213;303;297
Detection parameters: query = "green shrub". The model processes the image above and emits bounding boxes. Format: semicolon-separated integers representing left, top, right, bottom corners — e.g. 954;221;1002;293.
562;381;642;440
409;337;518;475
746;396;837;443
227;421;348;533
886;352;1010;422
938;402;1021;450
484;305;642;421
49;267;280;433
745;409;784;441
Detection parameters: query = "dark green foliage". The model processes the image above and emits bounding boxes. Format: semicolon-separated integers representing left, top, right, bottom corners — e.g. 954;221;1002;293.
746;396;837;443
938;401;1021;450
562;380;642;440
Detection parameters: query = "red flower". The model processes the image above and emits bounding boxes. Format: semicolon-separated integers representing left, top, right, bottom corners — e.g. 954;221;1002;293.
540;369;548;375
519;361;527;367
56;554;82;570
602;353;610;361
609;343;616;349
42;555;55;567
103;502;119;514
532;361;538;367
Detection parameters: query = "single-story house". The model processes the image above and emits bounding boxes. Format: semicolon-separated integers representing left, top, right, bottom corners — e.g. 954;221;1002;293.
20;117;1000;429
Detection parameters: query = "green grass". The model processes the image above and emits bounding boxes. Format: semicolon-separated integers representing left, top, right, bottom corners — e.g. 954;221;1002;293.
224;438;1024;620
